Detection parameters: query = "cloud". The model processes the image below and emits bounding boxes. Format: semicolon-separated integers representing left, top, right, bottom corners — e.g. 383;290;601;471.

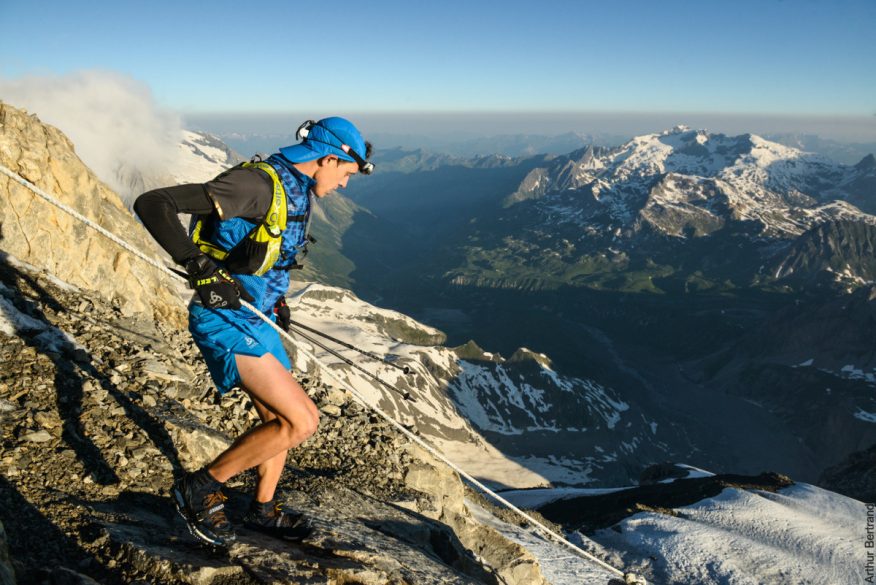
0;70;181;200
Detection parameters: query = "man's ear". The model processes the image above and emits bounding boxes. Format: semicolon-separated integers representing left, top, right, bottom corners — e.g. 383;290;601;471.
318;155;339;167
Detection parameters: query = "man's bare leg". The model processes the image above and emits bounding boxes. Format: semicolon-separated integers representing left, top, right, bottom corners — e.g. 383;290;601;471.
248;395;287;503
207;353;319;483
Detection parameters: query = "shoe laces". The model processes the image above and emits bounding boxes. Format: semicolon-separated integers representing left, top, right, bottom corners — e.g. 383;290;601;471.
258;501;301;528
202;490;230;528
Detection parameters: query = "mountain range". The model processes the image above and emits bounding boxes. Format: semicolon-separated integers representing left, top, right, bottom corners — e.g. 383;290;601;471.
442;126;876;293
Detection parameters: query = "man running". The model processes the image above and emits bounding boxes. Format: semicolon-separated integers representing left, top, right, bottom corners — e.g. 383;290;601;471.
134;117;373;546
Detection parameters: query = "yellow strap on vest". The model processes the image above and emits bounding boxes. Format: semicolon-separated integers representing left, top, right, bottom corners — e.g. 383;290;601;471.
191;161;288;276
191;219;230;260
241;161;288;275
244;162;288;235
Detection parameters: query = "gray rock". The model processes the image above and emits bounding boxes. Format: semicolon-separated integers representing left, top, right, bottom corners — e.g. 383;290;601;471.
100;483;496;585
141;360;167;375
323;388;350;406
34;411;60;429
22;430;52;443
403;444;549;585
163;415;231;469
321;405;342;418
130;447;158;461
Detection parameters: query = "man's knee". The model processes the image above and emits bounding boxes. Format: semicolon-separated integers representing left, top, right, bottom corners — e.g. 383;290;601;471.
277;410;319;447
301;409;320;439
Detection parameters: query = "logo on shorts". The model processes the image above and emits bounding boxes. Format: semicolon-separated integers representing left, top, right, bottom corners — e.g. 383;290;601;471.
244;337;257;347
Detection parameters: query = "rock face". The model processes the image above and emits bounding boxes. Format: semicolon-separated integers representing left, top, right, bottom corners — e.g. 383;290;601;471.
0;102;186;327
0;255;550;584
818;443;876;503
769;219;876;289
402;445;548;585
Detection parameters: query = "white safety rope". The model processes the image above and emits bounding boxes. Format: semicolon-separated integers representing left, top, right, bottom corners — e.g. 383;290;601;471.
0;163;645;584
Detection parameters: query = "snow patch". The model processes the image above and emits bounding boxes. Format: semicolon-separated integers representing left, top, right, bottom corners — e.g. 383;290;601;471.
0;294;84;354
595;483;866;585
853;408;876;423
0;295;47;336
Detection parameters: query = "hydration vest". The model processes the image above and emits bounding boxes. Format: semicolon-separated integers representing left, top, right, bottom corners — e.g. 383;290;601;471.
190;157;311;276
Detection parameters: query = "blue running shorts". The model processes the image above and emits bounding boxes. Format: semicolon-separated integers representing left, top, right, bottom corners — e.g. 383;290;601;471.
188;303;292;394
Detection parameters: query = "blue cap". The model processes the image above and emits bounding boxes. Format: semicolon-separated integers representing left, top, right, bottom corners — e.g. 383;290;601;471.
279;117;367;164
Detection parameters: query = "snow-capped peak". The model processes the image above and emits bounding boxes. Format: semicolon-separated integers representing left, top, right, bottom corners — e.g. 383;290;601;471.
511;127;873;239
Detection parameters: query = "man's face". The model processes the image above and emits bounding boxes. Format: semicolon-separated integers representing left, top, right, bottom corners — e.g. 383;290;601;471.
312;157;359;197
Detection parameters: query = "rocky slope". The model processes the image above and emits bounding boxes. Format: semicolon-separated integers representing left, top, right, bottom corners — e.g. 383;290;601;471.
818;442;876;503
688;283;876;480
0;253;560;585
767;218;876;290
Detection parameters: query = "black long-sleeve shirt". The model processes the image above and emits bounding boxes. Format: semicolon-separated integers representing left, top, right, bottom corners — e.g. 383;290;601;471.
133;166;274;265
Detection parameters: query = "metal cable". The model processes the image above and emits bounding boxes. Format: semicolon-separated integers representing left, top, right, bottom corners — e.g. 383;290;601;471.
287;316;411;374
287;323;413;401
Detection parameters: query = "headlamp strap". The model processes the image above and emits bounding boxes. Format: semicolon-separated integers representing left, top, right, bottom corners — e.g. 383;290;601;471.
294;119;374;174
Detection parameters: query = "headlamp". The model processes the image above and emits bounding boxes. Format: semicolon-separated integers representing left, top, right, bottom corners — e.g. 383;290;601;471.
296;119;374;175
295;119;316;141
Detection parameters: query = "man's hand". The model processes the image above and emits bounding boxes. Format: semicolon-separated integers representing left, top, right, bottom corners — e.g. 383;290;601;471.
185;255;254;310
273;296;291;331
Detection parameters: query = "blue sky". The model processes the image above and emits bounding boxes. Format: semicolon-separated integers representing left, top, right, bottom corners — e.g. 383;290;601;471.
1;0;874;117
